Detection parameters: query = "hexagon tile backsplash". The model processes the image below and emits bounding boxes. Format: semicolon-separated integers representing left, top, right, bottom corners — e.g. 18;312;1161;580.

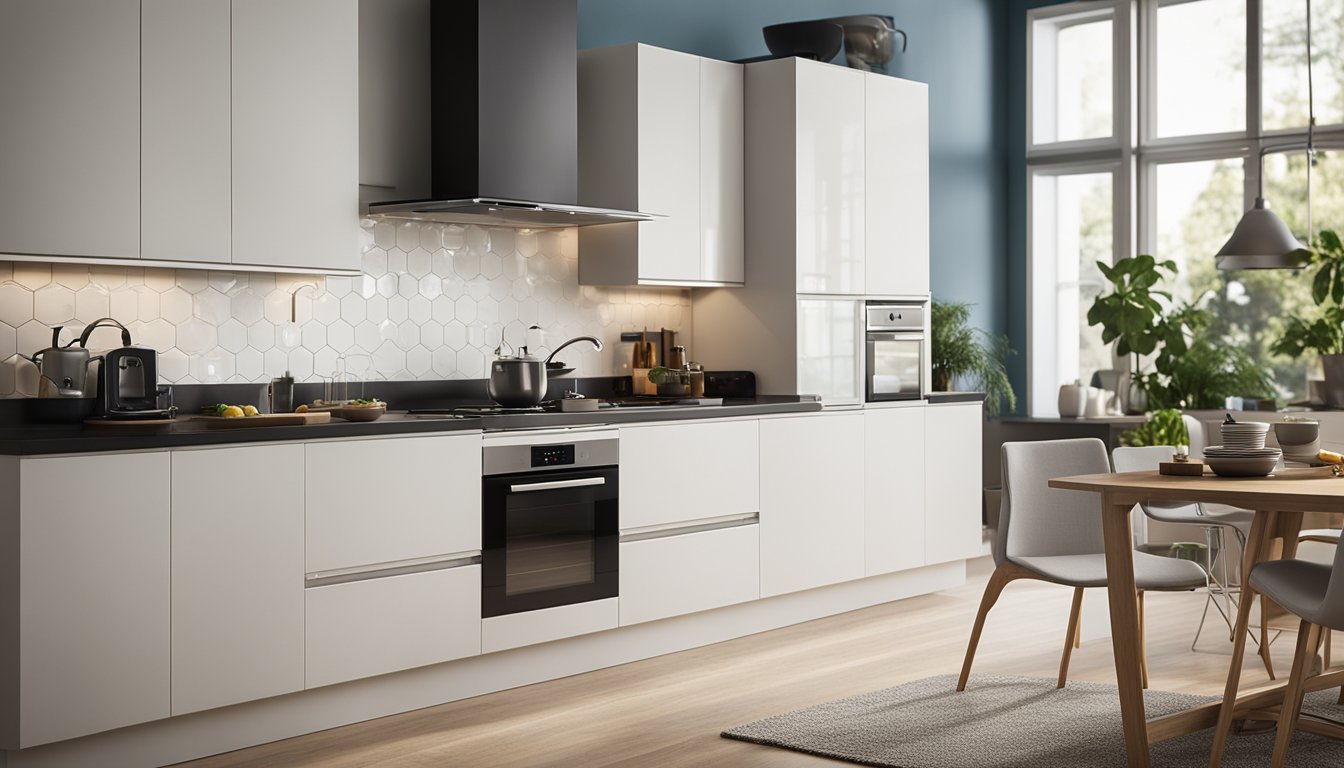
0;221;690;397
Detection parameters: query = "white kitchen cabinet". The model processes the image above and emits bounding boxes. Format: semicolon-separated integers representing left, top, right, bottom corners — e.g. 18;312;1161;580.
170;445;304;715
618;419;758;530
578;44;744;287
305;435;481;573
700;58;746;285
0;0;140;260
232;0;359;271
864;406;926;575
865;75;929;297
925;402;984;564
620;523;759;626
796;296;864;405
17;452;170;747
305;565;480;689
758;413;865;597
794;60;867;295
141;0;232;264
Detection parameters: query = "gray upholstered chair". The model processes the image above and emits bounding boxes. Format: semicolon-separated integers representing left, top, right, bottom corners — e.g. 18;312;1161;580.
1211;536;1344;767
957;438;1207;691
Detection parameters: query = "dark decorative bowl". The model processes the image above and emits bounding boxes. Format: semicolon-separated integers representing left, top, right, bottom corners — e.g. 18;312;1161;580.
762;21;844;62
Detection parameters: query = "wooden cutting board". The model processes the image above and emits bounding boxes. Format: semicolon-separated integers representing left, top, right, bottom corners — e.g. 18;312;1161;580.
192;412;332;429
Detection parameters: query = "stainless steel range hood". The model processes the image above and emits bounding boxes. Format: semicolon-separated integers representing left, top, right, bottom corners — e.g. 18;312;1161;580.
363;0;658;229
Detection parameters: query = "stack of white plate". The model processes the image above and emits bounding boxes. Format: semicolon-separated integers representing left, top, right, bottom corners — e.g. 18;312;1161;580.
1203;445;1281;477
1220;421;1270;450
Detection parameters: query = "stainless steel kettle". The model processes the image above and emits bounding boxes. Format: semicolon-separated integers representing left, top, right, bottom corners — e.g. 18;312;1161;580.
19;319;132;398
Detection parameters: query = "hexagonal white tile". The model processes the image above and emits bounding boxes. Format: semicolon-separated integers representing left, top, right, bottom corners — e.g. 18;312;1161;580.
190;350;234;383
52;264;90;290
176;318;218;355
302;321;327;351
12;263;51;290
396;222;420;252
75;284;110;323
231;288;265;325
158;348;189;383
218;319;248;353
0;282;34;327
33;284;76;326
287;347;314;380
408;247;431;278
235;347;264;381
454;296;477;324
373;340;405;373
313;293;341;325
442;225;466;250
327;320;354;352
248;321;275;352
161;287;193;324
453;250;481;280
136;319;176;353
408;296;432;325
406;345;431;376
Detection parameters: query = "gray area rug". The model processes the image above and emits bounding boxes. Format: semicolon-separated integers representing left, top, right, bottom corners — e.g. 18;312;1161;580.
722;674;1344;767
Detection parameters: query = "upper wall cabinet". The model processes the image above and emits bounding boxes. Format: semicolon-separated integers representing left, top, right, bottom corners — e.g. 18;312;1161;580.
232;0;359;272
0;0;142;260
0;0;359;273
142;0;232;264
745;57;928;297
578;44;744;287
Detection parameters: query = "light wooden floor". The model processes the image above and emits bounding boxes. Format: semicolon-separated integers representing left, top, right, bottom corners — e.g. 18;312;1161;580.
178;559;1330;768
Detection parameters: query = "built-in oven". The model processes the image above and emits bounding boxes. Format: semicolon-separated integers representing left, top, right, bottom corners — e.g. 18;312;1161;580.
865;301;925;402
481;431;619;618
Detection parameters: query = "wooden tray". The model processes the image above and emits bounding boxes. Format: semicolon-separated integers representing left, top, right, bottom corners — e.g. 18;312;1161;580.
84;417;177;427
192;412;332;429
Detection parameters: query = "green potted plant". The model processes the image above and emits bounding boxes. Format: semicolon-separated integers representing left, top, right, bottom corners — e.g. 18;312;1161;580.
1088;255;1275;411
1271;230;1344;406
1120;408;1189;447
929;299;1016;416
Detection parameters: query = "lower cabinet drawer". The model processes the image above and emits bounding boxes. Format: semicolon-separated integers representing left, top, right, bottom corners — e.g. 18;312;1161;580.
304;565;481;689
619;523;760;626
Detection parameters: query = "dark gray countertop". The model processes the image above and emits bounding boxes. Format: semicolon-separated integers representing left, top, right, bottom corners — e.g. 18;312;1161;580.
926;391;986;405
0;397;822;456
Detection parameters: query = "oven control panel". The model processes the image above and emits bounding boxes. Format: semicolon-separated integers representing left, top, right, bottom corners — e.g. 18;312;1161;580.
531;444;576;468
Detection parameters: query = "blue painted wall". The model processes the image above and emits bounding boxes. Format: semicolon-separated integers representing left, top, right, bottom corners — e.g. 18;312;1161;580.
578;0;1011;363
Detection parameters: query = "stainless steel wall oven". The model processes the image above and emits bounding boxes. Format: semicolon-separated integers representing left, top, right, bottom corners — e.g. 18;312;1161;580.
481;432;619;618
865;301;925;402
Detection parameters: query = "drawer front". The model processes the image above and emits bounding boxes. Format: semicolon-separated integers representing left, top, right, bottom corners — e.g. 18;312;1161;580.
304;565;480;689
619;523;759;626
619;420;758;530
306;435;481;572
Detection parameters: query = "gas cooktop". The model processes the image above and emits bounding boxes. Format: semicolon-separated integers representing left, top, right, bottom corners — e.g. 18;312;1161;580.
407;406;546;416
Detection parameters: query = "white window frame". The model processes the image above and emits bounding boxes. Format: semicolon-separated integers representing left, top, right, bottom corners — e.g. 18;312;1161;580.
1026;0;1344;416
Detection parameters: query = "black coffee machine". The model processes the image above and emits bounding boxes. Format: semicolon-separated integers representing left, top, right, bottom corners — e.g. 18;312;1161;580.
87;318;174;419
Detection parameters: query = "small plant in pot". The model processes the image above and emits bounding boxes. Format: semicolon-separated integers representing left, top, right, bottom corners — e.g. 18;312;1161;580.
929;299;1016;416
1271;229;1344;406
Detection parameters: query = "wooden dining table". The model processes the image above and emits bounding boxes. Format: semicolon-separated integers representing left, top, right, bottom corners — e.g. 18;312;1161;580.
1048;466;1344;767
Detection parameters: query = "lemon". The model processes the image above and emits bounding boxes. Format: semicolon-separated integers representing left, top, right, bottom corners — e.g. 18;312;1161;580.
221;405;245;418
242;405;259;416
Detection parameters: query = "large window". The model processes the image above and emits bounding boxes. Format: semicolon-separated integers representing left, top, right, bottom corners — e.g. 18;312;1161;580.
1027;0;1344;415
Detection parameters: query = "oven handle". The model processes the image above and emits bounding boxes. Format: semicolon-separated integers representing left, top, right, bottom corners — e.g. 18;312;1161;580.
509;476;607;493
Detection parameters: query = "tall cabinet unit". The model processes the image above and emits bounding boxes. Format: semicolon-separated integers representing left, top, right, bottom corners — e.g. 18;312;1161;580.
925;402;985;564
578;44;744;287
0;0;141;260
693;57;929;401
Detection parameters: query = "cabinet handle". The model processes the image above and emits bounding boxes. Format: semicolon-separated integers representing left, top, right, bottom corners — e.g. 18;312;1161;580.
510;477;606;493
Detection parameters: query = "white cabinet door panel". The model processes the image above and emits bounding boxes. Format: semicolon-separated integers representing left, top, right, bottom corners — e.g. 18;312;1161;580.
865;75;929;296
636;46;701;281
700;57;744;284
18;452;170;747
231;0;359;270
306;435;481;573
171;444;304;715
619;420;758;530
141;0;231;263
794;60;865;295
759;414;865;597
0;0;140;259
305;566;480;689
797;297;863;406
925;403;984;564
864;407;926;575
620;524;759;626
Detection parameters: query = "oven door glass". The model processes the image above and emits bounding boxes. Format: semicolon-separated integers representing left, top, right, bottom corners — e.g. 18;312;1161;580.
867;333;923;401
482;466;619;617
